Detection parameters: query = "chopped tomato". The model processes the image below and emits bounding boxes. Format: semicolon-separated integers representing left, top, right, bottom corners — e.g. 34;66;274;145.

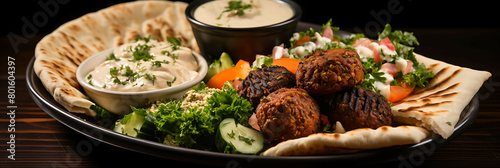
377;37;395;51
381;63;398;77
367;44;382;63
207;60;251;89
320;114;330;126
271;58;301;74
294;36;311;47
388;83;415;103
353;38;382;63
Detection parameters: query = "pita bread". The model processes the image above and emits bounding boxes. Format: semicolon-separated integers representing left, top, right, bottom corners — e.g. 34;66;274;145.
261;126;431;156
34;1;198;116
391;54;491;139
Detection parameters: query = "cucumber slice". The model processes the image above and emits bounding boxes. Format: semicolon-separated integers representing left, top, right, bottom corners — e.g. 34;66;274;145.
113;111;157;141
204;52;234;82
216;118;264;154
114;112;144;137
219;52;234;70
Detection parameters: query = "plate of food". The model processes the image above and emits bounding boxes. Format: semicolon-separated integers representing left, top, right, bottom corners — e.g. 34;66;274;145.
27;0;491;167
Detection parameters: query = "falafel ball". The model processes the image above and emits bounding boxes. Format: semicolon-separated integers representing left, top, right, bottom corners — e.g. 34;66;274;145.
256;88;321;143
328;87;393;131
296;49;365;96
237;65;296;108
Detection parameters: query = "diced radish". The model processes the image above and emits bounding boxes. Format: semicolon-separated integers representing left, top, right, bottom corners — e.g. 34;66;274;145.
322;26;334;40
381;63;398;76
352;38;372;48
232;79;242;89
249;113;260;131
272;44;284;60
403;60;414;75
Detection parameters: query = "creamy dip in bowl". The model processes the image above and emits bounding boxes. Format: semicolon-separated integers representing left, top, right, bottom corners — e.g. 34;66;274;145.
76;38;208;115
186;0;301;63
194;0;294;28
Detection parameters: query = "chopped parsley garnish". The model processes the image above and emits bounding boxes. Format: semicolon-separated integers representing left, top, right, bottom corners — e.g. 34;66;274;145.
144;73;156;85
217;0;252;19
123;66;139;81
127;44;154;62
151;60;170;67
110;67;120;76
166;77;177;87
227;130;236;139
108;65;156;86
238;135;255;145
161;50;179;65
106;53;120;61
166;36;182;50
378;24;419;46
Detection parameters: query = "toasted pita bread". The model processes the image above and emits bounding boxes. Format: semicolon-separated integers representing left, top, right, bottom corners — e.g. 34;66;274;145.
391;54;491;139
261;126;431;156
34;1;198;116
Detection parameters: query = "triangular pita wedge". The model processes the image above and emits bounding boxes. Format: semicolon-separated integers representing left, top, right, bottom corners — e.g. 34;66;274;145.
391;53;491;139
261;126;431;156
34;1;198;116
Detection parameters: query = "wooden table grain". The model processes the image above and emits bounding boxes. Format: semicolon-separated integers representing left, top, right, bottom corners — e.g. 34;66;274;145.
1;27;500;167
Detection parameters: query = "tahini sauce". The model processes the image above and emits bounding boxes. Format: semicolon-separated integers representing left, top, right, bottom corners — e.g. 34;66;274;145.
194;0;294;28
85;39;199;92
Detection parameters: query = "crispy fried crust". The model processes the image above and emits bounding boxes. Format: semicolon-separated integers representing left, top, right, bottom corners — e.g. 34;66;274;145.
329;87;393;131
256;88;320;143
296;49;364;96
237;65;296;108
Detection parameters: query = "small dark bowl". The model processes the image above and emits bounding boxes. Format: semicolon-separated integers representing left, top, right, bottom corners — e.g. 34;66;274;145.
186;0;302;63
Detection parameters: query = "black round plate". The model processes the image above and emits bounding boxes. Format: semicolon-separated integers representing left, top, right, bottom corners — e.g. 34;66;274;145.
26;22;479;167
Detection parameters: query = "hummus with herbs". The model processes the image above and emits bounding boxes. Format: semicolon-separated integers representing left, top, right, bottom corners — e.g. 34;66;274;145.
194;0;293;28
85;37;199;92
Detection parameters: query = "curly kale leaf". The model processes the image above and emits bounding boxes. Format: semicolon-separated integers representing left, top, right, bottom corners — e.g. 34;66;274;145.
153;101;214;148
205;88;254;127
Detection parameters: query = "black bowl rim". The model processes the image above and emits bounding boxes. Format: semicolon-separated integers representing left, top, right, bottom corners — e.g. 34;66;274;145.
185;0;303;32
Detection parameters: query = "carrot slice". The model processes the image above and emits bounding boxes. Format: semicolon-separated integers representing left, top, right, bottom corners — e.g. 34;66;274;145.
294;36;311;47
207;60;251;89
271;58;301;74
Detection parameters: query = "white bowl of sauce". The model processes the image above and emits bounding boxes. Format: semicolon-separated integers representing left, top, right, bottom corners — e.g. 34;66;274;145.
76;38;208;115
186;0;302;63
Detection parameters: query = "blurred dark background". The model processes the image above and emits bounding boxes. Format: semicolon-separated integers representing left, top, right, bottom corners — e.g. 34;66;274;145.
3;0;499;73
3;0;499;35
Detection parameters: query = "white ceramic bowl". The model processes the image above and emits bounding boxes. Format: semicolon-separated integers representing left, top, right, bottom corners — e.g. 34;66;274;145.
76;48;208;115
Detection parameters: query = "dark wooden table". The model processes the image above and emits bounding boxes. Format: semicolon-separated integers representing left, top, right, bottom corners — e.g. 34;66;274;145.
1;20;500;168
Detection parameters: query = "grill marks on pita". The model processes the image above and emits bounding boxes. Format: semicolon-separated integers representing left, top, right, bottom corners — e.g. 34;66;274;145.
34;1;198;116
397;101;452;113
395;66;463;112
